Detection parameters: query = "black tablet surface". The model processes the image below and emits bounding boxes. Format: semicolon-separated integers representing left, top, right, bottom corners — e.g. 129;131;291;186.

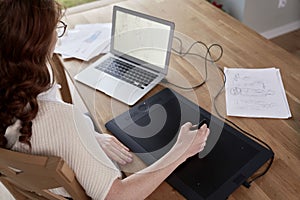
105;88;273;200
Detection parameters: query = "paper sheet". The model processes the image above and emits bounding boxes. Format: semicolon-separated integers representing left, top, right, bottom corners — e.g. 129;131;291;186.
224;67;291;119
54;23;111;61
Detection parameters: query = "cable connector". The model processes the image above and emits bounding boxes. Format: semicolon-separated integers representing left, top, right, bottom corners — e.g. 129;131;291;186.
242;181;251;189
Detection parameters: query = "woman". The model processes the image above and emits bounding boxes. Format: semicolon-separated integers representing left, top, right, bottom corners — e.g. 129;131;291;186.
0;0;210;199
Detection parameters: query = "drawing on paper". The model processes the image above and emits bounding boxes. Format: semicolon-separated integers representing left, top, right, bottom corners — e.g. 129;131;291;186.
224;68;291;118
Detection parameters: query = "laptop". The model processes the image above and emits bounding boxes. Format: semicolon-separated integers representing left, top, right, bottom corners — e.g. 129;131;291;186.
105;88;274;199
74;6;175;105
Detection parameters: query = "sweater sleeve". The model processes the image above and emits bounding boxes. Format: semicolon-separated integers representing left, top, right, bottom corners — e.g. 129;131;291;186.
12;101;121;200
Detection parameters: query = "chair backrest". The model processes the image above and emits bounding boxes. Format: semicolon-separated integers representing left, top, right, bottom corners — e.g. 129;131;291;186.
0;148;90;200
51;54;73;104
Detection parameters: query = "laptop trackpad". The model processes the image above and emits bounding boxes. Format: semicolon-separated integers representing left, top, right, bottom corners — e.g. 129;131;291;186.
98;76;139;103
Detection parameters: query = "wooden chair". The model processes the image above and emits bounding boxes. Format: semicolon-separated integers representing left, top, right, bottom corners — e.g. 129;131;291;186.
51;54;73;104
0;148;91;200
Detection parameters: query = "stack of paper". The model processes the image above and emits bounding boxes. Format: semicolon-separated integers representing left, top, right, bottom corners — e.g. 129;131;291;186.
224;67;291;119
54;23;111;61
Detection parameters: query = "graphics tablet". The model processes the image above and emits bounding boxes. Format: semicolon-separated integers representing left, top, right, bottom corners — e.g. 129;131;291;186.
105;88;274;199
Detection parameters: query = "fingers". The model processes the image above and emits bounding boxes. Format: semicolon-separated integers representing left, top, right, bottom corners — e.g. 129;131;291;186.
106;145;133;165
196;122;208;135
97;134;133;165
199;123;207;130
111;136;130;152
182;122;193;131
197;126;210;152
109;138;133;163
107;138;133;165
199;141;206;152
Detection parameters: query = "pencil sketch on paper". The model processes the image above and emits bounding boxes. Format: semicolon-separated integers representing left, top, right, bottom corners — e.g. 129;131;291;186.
224;68;291;118
230;87;275;97
230;73;275;98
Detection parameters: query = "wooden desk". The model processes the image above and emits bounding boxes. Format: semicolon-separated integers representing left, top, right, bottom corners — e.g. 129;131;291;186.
60;0;300;199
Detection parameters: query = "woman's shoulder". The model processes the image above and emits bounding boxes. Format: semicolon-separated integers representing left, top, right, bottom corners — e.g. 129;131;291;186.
38;100;73;114
35;100;77;130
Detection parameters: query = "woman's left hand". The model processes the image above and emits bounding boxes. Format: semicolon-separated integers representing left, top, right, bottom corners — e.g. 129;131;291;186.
95;133;133;165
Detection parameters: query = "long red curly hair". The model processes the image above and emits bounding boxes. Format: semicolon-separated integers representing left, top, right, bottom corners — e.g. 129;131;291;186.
0;0;63;148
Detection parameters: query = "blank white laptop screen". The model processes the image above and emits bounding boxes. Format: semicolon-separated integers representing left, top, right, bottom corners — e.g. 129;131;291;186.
113;10;172;69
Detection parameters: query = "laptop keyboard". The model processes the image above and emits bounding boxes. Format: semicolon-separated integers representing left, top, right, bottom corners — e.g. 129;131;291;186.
95;58;158;89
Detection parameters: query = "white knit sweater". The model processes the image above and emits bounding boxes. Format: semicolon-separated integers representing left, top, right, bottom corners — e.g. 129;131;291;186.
9;84;121;199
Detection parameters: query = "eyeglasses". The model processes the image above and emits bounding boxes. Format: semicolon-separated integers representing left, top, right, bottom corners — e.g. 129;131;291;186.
57;21;67;38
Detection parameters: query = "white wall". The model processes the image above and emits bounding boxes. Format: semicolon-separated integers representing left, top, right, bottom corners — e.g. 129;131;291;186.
217;0;300;38
218;0;245;21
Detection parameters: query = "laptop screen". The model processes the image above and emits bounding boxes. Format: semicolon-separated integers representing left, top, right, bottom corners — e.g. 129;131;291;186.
111;6;175;73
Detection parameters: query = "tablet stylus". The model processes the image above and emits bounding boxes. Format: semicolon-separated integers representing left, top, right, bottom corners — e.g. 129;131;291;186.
190;119;208;131
197;119;208;129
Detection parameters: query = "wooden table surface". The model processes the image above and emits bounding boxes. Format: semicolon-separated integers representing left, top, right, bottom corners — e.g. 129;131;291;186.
60;0;300;199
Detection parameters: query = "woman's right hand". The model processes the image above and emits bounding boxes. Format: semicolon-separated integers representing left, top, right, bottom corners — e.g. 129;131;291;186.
174;122;210;161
